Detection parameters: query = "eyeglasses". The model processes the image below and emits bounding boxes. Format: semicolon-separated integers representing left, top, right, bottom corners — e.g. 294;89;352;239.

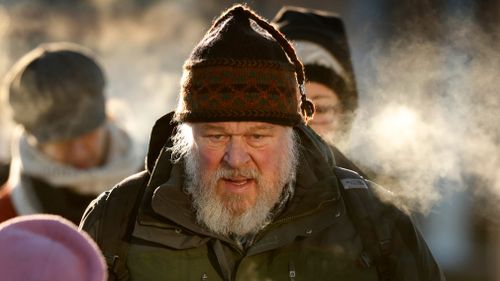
314;104;341;115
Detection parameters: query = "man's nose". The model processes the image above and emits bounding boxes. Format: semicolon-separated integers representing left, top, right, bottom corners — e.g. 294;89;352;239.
223;137;250;168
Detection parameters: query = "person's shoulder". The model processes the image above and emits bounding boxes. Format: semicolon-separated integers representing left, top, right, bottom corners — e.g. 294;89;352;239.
105;170;150;199
79;170;149;234
334;166;405;219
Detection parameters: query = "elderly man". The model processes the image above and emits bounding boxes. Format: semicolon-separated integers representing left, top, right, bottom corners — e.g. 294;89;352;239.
80;5;445;281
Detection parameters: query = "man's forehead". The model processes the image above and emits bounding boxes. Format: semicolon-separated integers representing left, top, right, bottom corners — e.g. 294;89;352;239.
192;122;283;132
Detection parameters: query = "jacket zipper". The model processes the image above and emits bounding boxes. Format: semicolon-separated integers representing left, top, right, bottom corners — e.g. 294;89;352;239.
253;197;340;242
289;261;296;281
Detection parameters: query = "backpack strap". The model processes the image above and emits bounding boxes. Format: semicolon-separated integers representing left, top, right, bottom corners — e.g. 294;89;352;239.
98;171;150;281
334;166;393;281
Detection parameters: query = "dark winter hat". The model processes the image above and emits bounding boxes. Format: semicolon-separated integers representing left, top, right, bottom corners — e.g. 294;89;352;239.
175;4;314;126
272;6;358;113
5;42;106;143
0;214;107;281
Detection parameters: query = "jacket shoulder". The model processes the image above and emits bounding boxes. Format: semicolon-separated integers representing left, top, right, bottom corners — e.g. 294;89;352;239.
334;167;445;279
79;170;149;240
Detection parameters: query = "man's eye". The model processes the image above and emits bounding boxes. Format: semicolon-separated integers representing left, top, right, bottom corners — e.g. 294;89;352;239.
248;134;270;144
208;135;227;142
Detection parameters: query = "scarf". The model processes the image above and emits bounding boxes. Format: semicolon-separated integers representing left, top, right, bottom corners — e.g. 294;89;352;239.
9;122;143;215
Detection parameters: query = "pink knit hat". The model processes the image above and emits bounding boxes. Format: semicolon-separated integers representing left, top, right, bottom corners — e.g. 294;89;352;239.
0;214;107;281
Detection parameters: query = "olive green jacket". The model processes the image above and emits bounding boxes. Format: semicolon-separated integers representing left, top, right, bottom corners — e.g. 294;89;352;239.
80;113;445;281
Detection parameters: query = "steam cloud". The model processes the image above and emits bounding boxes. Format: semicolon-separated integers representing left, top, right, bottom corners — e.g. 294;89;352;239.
87;1;207;149
348;12;500;218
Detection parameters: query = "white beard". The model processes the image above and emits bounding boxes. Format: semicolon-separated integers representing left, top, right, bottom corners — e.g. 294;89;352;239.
183;131;299;237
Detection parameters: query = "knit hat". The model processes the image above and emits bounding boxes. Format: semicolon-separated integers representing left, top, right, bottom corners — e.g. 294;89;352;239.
0;214;107;281
5;42;106;144
272;6;358;114
175;4;314;126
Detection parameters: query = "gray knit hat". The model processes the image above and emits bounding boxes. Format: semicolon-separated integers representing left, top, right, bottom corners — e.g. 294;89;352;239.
5;42;106;143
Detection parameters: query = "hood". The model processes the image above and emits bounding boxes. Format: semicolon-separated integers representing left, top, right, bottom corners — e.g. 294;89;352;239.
145;112;178;174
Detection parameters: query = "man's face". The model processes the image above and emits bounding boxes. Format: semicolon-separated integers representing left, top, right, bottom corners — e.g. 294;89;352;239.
184;121;298;236
306;82;342;137
39;125;108;169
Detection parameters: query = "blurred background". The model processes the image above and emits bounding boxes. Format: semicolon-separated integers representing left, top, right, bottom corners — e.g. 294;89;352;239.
0;1;499;280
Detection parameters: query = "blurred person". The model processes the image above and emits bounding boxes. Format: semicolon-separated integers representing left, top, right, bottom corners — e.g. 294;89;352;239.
81;5;444;281
0;0;99;183
0;214;107;281
0;0;98;162
272;6;358;148
0;42;142;224
271;6;368;178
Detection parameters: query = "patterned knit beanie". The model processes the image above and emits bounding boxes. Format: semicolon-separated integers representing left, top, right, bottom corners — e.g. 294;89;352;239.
0;214;107;281
272;6;358;114
5;42;106;144
175;4;314;126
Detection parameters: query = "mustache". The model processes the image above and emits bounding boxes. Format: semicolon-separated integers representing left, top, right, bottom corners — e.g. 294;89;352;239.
213;166;260;180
